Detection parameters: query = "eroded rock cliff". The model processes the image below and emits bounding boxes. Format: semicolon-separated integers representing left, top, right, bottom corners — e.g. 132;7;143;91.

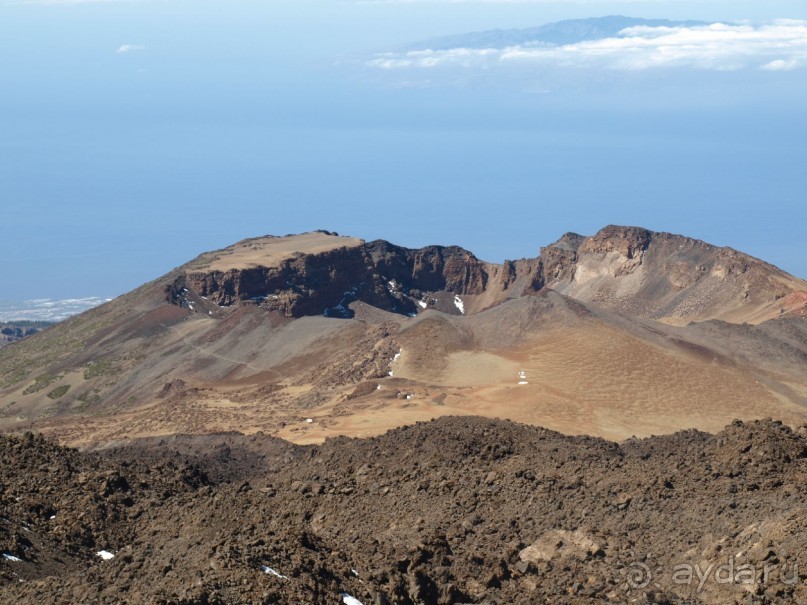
167;227;807;325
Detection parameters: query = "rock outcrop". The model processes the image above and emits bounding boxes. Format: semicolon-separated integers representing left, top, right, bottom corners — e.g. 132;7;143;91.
168;227;806;325
180;239;512;319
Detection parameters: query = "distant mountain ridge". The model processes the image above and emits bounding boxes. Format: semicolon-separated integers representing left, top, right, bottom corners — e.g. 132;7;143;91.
401;16;711;51
0;226;805;448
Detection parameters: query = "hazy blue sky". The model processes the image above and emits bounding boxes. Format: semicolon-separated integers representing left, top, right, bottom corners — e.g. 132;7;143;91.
1;0;806;299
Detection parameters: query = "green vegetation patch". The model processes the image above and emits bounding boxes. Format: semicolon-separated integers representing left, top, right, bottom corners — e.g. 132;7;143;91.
47;384;71;400
0;369;29;390
73;390;101;413
84;359;121;380
23;374;61;395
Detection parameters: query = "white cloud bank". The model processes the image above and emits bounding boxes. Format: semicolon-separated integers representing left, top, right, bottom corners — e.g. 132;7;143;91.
13;0;155;4
116;44;145;54
359;0;698;3
368;21;807;72
12;0;128;4
0;298;111;322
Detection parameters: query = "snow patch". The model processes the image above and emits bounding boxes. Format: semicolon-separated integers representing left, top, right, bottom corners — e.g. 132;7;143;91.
2;553;22;563
306;418;314;424
96;550;115;560
518;381;529;385
453;295;465;315
418;300;427;309
388;349;402;377
261;566;288;579
341;594;364;605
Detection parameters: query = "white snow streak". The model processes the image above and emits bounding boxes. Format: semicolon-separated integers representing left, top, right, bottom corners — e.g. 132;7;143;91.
453;295;465;315
341;594;364;605
261;566;288;579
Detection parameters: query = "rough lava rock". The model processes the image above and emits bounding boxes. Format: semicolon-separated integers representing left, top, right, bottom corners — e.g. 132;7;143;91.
3;417;807;604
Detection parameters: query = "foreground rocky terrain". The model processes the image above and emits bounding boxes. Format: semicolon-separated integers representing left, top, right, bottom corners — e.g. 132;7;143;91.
1;416;806;604
0;226;805;448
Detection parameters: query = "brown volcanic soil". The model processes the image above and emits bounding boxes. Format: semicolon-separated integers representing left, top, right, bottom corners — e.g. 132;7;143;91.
2;417;807;605
0;227;805;449
1;292;806;449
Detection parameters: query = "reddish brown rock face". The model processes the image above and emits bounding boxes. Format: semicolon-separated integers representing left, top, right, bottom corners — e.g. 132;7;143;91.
181;240;501;318
170;226;806;326
578;225;652;259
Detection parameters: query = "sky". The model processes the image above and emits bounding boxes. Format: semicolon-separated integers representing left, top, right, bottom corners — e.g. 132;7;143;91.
1;0;806;300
